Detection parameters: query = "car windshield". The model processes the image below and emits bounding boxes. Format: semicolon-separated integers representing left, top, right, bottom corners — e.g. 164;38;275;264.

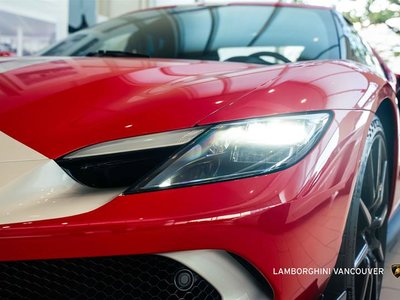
41;5;340;65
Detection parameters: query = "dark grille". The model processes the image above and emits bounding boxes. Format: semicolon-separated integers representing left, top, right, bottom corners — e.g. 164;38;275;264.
0;255;221;300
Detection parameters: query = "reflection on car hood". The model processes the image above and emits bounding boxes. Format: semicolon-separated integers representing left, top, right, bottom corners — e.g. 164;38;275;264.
0;57;272;158
0;57;383;158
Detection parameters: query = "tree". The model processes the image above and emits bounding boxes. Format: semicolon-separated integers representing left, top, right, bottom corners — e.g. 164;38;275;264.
363;0;399;25
286;0;399;26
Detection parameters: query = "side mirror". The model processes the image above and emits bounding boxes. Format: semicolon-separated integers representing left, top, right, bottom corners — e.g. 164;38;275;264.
396;73;400;97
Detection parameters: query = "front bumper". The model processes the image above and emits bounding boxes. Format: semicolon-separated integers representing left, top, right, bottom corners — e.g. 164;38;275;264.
0;110;372;300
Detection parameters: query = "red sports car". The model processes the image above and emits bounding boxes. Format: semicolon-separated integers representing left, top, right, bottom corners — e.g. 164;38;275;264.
1;3;399;300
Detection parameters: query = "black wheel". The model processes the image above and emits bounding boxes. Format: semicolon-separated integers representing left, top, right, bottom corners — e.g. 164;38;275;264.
325;116;389;300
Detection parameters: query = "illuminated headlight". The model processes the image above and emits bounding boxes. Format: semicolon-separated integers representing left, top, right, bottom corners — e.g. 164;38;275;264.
131;112;331;192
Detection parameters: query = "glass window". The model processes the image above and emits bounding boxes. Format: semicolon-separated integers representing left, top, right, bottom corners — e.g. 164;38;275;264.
42;5;340;65
253;8;338;61
210;6;275;50
174;8;212;55
342;19;385;77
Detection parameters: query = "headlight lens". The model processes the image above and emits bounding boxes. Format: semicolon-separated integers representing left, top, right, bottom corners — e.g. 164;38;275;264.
131;112;331;192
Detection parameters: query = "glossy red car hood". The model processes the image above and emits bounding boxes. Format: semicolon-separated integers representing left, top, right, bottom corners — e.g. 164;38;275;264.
0;57;385;158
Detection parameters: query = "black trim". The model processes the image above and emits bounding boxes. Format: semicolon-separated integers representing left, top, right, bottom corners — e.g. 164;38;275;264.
229;253;274;299
331;10;344;60
57;145;181;188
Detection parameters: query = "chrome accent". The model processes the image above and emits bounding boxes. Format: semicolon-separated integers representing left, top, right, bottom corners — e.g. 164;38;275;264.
0;160;122;225
337;290;347;300
160;250;272;300
355;243;369;268
64;128;205;159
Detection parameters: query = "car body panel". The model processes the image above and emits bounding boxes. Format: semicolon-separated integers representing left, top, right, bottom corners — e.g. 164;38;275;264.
0;109;376;299
1;3;400;300
0;56;399;299
0;57;267;158
0;57;392;159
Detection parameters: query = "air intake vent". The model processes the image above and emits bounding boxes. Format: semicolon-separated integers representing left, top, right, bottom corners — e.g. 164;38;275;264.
0;254;221;300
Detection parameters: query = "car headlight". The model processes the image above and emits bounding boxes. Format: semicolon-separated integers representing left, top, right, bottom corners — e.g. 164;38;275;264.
130;112;331;193
57;128;206;188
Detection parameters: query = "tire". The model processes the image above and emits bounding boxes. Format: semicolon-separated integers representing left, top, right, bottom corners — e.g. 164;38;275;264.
325;116;390;300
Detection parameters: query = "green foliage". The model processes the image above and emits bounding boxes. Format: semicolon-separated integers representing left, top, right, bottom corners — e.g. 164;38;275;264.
368;10;397;24
289;0;399;25
364;0;399;24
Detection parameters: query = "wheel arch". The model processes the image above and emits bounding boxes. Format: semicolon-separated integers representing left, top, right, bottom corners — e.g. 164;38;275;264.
375;98;399;214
